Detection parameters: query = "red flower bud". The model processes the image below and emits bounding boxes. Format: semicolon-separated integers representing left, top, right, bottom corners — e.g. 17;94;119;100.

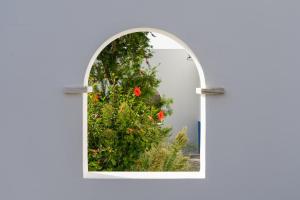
93;94;100;102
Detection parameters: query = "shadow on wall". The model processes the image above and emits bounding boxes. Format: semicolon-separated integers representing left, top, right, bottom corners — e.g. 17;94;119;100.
147;49;200;151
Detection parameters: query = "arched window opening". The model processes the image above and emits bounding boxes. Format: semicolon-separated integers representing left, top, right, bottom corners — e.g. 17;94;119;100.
82;28;207;179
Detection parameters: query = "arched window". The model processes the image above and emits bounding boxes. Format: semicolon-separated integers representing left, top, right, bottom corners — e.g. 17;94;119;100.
65;28;224;179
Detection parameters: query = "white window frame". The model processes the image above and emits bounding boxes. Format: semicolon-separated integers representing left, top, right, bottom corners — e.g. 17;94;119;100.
82;27;206;179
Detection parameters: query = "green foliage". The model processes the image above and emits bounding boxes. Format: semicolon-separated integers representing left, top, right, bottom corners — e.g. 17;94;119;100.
88;85;172;171
88;32;190;171
133;128;190;171
89;32;156;98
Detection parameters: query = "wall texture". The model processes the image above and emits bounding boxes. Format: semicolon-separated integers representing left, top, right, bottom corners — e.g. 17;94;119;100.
149;49;200;147
1;0;300;199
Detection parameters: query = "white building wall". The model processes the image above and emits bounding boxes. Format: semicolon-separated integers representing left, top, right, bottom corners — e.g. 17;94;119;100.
148;49;200;149
1;0;300;199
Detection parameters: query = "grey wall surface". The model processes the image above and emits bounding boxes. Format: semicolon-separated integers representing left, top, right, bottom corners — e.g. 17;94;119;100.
149;49;200;147
1;0;300;199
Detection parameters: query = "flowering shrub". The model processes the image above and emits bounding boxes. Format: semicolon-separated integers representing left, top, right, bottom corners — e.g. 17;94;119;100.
88;84;173;171
88;32;191;171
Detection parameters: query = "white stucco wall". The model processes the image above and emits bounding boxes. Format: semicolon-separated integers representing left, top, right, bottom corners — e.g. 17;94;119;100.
148;49;200;148
1;1;300;199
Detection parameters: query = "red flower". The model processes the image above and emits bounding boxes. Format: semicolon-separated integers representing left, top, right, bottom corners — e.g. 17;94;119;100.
133;87;141;97
157;111;165;122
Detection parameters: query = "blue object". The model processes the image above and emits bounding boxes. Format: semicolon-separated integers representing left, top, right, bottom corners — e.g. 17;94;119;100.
198;121;201;154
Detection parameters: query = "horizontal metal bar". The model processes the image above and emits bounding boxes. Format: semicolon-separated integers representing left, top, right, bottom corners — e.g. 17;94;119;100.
64;86;224;95
64;86;93;94
196;87;225;95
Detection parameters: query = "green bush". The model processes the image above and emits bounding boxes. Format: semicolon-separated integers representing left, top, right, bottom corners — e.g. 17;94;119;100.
87;32;191;171
133;128;190;171
88;84;172;171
